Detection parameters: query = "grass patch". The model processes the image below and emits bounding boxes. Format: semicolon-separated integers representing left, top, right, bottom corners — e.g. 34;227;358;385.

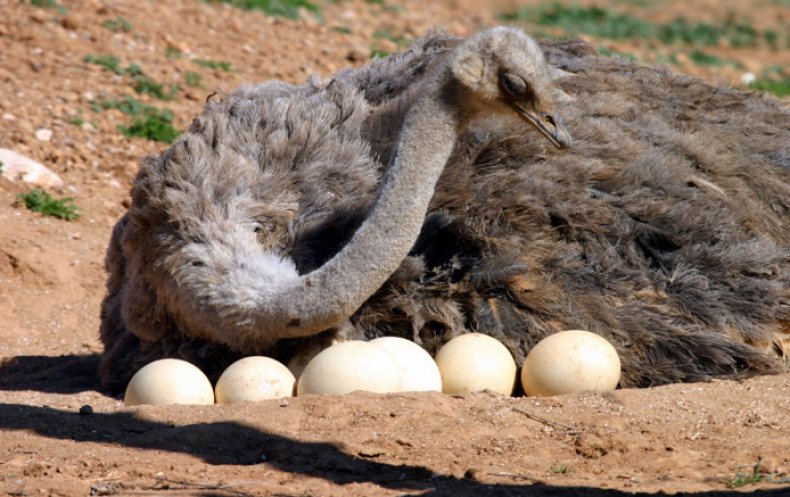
132;74;177;100
184;71;203;88
725;471;772;488
166;47;183;60
193;58;233;72
499;3;781;48
371;29;411;58
93;96;179;143
64;114;84;126
118;108;179;143
16;189;80;220
83;54;125;75
688;49;726;66
102;16;132;32
332;26;352;35
371;48;391;58
501;4;653;39
84;56;176;101
749;77;790;97
210;0;318;19
92;95;154;115
550;464;573;474
27;0;65;11
373;29;411;47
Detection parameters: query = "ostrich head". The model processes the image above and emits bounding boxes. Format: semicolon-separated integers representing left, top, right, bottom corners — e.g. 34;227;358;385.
448;27;572;148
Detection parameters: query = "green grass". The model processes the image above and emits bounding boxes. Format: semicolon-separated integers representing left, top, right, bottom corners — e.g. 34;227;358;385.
16;189;80;220
210;0;318;19
749;77;790;97
499;3;781;49
165;47;183;60
118;109;179;143
688;49;726;66
102;16;132;32
373;29;411;47
28;0;64;10
371;48;391;58
83;54;125;75
193;58;233;72
370;29;411;58
501;4;653;40
64;114;84;126
132;74;177;100
725;471;771;488
92;96;179;143
184;71;203;88
92;95;154;115
84;56;176;100
550;464;573;474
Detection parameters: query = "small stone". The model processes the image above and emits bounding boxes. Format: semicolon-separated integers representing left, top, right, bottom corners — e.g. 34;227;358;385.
30;10;47;24
35;128;53;142
0;148;64;188
61;15;79;30
79;405;93;416
2;113;15;121
346;44;370;63
740;72;756;85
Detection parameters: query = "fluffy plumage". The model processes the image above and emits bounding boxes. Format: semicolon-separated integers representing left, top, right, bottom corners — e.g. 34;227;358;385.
99;29;789;392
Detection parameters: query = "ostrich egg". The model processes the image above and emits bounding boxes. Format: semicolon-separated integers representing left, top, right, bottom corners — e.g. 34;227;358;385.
520;330;621;396
287;339;341;380
296;340;403;395
434;333;517;395
124;358;214;406
215;356;296;403
370;336;442;392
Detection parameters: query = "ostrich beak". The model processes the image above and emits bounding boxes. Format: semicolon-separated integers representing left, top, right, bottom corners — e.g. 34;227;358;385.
516;106;572;149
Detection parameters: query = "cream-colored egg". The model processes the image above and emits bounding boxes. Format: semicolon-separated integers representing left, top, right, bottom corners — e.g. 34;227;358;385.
124;358;214;406
370;337;442;392
287;338;342;380
434;333;517;395
521;330;621;397
214;356;295;404
296;340;403;395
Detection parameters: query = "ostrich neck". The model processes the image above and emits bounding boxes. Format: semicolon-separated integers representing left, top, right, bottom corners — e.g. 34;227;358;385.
268;76;461;338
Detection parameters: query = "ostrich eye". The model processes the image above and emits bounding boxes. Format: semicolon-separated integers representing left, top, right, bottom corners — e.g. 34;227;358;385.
501;73;529;98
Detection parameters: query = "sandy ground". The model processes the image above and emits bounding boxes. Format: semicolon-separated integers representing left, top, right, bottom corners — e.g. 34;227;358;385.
1;1;789;496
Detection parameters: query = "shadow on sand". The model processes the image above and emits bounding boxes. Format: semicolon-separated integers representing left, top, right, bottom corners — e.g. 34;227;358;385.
0;353;102;394
0;401;788;497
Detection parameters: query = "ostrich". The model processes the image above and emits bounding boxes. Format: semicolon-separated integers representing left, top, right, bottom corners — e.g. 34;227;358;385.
98;27;569;391
99;27;789;392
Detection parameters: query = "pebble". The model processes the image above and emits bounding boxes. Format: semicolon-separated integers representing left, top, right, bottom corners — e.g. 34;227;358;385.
35;128;53;142
0;148;64;188
346;44;370;63
61;15;79;30
740;72;756;85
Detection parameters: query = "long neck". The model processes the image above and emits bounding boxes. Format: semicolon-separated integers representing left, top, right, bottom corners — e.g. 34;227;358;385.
263;76;461;339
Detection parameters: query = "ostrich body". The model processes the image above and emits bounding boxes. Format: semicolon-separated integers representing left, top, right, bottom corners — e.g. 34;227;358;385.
99;27;569;390
99;28;790;392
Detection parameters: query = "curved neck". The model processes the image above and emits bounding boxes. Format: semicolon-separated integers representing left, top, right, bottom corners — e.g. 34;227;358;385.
265;74;461;338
